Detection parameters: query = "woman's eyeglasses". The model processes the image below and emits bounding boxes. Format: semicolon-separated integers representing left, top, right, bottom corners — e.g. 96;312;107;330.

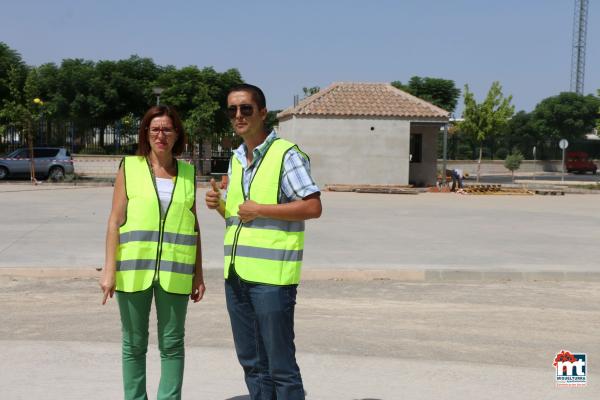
148;127;176;137
227;104;254;119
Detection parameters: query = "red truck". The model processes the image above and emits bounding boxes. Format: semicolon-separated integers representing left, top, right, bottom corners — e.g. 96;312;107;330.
566;151;598;174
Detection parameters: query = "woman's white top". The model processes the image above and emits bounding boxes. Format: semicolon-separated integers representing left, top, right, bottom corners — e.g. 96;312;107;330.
155;177;175;219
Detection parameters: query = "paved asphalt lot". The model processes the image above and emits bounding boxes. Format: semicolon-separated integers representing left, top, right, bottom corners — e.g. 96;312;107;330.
0;184;598;399
0;184;599;273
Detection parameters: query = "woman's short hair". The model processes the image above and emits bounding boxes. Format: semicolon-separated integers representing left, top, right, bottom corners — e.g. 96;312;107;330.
137;105;186;156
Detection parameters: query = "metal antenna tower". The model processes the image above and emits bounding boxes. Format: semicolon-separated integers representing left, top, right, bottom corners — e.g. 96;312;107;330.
571;0;589;94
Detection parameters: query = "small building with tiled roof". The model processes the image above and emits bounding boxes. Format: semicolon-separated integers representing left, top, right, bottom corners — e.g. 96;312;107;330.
277;82;449;186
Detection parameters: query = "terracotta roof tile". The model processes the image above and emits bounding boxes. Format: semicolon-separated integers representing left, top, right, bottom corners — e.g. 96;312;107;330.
277;82;449;120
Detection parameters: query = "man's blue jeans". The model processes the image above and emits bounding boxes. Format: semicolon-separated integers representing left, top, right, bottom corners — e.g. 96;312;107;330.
225;271;305;400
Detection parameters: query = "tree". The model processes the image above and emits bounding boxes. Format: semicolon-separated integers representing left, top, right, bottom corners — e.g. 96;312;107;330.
531;92;600;144
0;46;246;156
459;82;514;182
30;63;62;119
597;90;600;134
155;65;243;137
499;111;541;159
0;43;28;138
0;42;27;108
0;67;26;131
504;151;524;182
92;56;160;121
55;59;96;121
265;110;281;132
391;76;460;113
302;86;320;98
0;66;44;133
156;66;219;152
0;67;47;180
154;66;243;167
185;66;243;136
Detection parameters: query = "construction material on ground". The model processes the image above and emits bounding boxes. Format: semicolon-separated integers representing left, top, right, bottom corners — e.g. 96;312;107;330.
462;185;534;195
326;184;418;194
353;187;419;194
534;189;565;196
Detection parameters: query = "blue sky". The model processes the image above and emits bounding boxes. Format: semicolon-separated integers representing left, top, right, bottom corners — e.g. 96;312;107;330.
2;0;598;114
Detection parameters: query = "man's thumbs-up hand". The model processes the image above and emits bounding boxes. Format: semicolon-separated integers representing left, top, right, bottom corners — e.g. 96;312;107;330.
205;178;222;210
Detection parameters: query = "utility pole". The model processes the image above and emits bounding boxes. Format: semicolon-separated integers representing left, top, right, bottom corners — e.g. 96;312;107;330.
571;0;589;95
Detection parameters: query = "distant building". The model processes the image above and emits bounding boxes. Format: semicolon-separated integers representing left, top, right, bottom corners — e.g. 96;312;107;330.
277;82;449;186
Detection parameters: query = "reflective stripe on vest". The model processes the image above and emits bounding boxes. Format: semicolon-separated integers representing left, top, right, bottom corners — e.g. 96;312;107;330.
116;259;196;274
225;216;305;232
224;138;306;285
119;230;197;246
115;156;197;294
224;245;304;262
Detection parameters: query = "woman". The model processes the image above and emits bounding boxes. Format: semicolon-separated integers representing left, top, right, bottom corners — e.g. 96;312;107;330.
100;105;205;400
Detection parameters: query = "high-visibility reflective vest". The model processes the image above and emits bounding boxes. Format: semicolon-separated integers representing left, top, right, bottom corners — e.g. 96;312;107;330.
224;138;306;285
116;156;197;294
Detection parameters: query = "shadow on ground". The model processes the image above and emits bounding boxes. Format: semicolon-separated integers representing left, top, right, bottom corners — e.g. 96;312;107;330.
226;396;381;400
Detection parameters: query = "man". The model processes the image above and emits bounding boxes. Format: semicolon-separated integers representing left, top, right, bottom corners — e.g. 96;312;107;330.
205;83;322;399
446;168;465;191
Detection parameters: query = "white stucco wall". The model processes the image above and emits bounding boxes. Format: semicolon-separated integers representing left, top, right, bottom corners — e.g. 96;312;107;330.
278;116;411;185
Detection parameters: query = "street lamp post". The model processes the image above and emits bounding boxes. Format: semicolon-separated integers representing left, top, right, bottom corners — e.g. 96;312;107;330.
441;113;453;187
29;98;44;185
559;139;569;183
152;87;164;106
442;122;448;186
532;146;536;181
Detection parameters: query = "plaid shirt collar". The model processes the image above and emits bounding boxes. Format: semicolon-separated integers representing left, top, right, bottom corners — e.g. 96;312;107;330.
233;130;277;169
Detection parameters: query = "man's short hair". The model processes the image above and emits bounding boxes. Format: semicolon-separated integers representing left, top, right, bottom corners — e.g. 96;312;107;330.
228;83;267;110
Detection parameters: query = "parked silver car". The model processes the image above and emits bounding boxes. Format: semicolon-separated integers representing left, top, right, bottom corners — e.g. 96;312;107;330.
0;147;75;181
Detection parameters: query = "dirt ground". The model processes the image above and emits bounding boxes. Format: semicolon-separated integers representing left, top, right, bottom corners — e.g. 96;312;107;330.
1;269;598;370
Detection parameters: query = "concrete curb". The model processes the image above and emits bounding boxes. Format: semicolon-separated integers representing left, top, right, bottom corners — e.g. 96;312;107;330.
423;269;600;282
0;179;114;188
515;179;600;186
1;267;598;282
303;269;600;282
475;181;600;194
515;181;600;194
0;179;218;189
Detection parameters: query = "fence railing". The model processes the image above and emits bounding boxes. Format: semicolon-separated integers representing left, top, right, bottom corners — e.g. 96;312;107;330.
436;134;600;160
0;119;141;155
0;119;241;175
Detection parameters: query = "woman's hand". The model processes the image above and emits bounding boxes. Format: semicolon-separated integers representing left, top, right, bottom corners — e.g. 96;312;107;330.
102;165;125;306
190;275;206;303
99;270;116;305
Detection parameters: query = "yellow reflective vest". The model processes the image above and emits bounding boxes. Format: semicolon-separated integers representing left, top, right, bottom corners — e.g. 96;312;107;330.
224;138;306;285
116;156;197;294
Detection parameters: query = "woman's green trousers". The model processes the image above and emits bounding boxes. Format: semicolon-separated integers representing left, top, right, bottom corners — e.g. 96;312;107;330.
116;280;189;400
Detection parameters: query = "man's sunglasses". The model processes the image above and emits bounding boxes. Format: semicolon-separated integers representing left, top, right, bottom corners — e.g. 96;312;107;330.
227;104;254;119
